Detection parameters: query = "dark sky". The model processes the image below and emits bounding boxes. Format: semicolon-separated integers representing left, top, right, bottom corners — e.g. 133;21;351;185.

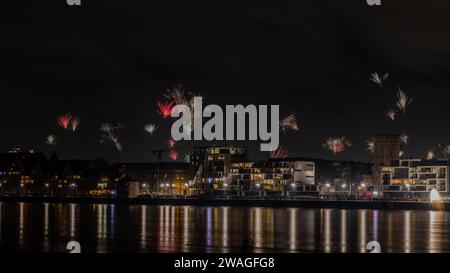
1;0;450;163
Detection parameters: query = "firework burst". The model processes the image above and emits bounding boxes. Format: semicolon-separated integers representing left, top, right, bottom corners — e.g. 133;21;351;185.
269;147;289;159
323;137;352;159
100;123;124;151
427;150;435;160
144;123;159;135
57;113;72;129
164;85;190;105
157;100;176;118
168;138;177;148
396;88;413;113
280;113;300;132
366;139;375;154
386;109;397;121
71;117;80;132
46;135;57;146
400;134;409;145
168;150;178;161
370;72;389;87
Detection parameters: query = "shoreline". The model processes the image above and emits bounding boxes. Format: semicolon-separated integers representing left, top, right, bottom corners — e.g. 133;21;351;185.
0;196;448;211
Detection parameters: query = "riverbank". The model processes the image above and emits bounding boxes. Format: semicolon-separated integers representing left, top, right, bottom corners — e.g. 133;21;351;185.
0;196;448;211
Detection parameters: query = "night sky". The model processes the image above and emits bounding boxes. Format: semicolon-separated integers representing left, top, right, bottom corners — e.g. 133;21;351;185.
1;0;450;163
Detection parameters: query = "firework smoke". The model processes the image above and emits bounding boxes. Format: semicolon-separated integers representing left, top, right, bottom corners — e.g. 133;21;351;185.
100;123;124;151
323;137;351;159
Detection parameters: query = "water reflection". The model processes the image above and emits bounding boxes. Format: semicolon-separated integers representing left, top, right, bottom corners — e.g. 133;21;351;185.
1;203;450;253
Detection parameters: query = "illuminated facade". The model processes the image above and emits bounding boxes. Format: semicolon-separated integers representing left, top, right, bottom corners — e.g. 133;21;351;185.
117;162;191;196
190;146;248;195
228;159;316;196
381;159;449;198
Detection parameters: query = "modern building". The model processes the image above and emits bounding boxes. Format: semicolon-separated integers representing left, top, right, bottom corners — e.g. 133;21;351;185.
381;158;449;199
190;146;248;195
228;158;317;197
372;135;402;192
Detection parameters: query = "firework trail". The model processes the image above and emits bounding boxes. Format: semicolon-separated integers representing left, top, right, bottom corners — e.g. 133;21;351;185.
168;150;178;161
280;113;300;132
57;113;72;129
269;147;289;159
71;117;80;132
396;88;413;113
46;135;57;146
400;134;409;145
157;100;176;118
370;72;389;88
323;137;352;159
386;109;396;121
100;123;124;151
144;123;159;135
366;139;375;154
168;138;177;148
427;150;435;160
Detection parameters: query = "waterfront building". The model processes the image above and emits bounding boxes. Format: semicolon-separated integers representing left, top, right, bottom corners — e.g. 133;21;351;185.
372;135;402;192
115;162;191;196
381;158;449;199
228;158;316;197
190;146;248;195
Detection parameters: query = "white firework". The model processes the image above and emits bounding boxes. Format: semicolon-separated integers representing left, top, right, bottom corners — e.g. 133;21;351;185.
46;135;57;146
396;88;413;113
370;72;389;87
144;123;159;135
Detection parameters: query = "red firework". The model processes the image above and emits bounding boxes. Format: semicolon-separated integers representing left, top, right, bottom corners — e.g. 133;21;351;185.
157;100;175;118
57;114;72;129
168;138;176;148
169;150;178;161
270;147;289;159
